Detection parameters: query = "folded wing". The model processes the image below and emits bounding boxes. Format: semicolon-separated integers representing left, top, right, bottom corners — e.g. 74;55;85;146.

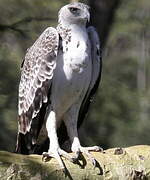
78;26;102;127
18;27;59;134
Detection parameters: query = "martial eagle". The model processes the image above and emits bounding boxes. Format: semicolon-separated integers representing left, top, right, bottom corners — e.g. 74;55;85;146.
16;2;102;170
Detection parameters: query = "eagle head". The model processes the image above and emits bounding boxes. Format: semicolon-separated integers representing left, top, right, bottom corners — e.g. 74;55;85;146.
58;2;90;25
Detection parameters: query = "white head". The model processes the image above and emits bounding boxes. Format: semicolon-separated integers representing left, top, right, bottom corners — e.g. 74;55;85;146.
58;2;90;26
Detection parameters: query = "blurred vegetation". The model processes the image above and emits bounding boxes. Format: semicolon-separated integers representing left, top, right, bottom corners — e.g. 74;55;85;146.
0;0;149;152
81;0;150;149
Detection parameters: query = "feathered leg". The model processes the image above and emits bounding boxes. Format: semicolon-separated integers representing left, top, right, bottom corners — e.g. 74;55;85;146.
64;104;102;168
42;110;75;172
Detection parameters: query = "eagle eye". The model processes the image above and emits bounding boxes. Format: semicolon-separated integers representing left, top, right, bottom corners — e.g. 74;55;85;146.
69;7;79;13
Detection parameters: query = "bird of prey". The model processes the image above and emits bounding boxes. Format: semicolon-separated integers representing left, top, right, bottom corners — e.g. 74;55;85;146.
16;2;102;171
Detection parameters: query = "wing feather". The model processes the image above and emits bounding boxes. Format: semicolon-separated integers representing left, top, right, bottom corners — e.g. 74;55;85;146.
18;27;59;134
78;26;102;127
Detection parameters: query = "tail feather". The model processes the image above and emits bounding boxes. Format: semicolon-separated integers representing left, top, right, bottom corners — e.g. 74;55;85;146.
15;133;31;154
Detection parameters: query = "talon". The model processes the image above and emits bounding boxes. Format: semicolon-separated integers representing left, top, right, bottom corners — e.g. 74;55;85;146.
70;156;77;163
42;152;51;162
94;160;103;175
71;157;78;163
84;150;97;166
71;151;80;163
91;158;96;167
58;149;77;163
93;159;100;169
71;145;103;173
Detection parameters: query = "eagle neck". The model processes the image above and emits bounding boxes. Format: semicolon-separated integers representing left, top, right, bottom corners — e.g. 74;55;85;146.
57;23;71;41
57;23;87;41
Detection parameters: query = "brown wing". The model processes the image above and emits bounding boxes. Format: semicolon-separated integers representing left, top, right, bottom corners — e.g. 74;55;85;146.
18;27;59;134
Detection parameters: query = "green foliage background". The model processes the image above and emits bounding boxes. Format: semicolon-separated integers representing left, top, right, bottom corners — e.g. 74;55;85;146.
0;0;149;151
81;0;150;149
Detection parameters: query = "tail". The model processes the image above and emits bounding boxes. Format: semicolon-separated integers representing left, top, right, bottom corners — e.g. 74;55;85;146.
15;132;31;154
15;132;50;155
16;102;49;155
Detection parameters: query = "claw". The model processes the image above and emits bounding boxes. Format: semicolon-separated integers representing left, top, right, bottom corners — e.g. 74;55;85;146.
71;151;80;163
42;150;74;180
71;145;103;175
55;162;73;180
91;157;97;167
71;151;87;168
84;150;96;166
42;152;52;162
83;151;103;175
59;149;75;163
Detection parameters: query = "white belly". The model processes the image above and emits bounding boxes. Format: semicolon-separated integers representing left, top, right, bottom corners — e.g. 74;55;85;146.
50;26;92;117
51;42;91;115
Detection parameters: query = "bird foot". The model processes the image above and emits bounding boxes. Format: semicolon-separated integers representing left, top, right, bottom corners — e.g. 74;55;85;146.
42;148;77;169
42;148;76;179
72;145;103;174
42;146;103;175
